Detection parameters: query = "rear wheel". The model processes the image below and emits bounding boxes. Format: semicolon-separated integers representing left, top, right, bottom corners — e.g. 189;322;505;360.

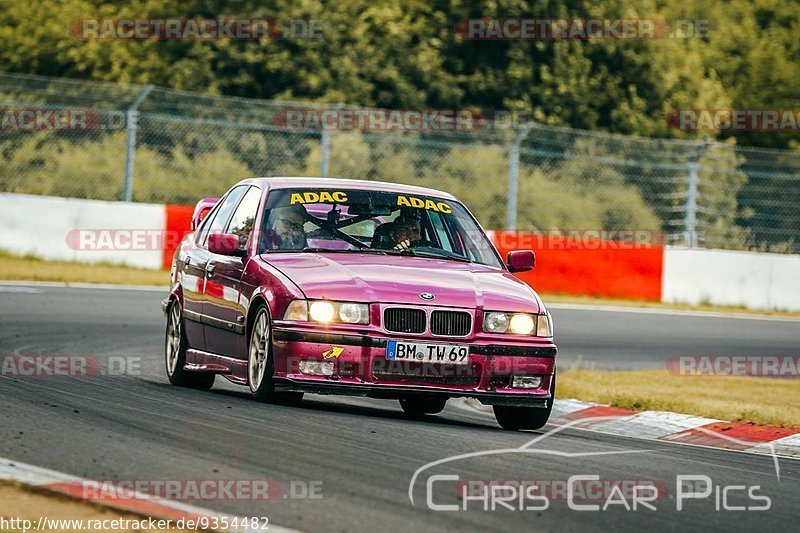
493;371;556;431
247;305;303;406
165;300;215;390
399;397;447;417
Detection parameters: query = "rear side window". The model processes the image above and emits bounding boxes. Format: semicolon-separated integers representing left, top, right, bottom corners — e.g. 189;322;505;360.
225;186;262;250
197;186;248;246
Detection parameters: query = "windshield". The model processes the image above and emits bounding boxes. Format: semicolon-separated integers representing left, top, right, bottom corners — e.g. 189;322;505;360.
258;188;502;268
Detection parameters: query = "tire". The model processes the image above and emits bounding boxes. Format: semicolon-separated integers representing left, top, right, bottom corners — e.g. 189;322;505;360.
399;397;447;417
493;371;556;431
165;299;215;390
247;305;303;406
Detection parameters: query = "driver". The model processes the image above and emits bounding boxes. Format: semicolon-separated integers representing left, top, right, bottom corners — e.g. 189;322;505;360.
268;204;308;250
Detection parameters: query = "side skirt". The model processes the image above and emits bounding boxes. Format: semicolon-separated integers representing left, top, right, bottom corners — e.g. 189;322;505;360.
185;348;247;385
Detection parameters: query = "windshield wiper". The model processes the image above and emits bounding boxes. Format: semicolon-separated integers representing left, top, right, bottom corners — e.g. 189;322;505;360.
302;247;354;253
410;249;472;263
272;247;471;264
302;247;399;256
301;247;396;254
370;247;472;263
263;247;354;253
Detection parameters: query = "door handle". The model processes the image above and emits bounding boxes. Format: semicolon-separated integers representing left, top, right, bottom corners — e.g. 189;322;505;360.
206;262;216;276
184;256;191;266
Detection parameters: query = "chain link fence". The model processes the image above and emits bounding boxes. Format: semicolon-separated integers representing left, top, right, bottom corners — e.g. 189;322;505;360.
1;72;798;253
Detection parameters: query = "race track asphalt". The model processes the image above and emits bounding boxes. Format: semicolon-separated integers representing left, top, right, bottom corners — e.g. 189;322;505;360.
0;285;797;532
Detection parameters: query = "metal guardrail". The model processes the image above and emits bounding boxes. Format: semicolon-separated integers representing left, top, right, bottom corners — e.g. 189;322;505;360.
1;72;798;253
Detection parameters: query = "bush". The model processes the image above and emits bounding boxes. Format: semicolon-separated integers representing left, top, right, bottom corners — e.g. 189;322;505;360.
0;133;252;204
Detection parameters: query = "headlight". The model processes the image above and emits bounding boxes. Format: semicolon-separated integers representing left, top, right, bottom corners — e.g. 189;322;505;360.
284;300;369;325
309;301;335;323
339;302;368;324
483;312;510;333
508;313;535;335
483;311;552;337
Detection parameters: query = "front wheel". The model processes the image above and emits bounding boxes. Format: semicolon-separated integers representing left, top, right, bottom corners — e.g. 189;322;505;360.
493;371;556;431
400;397;447;417
247;305;303;406
165;300;214;390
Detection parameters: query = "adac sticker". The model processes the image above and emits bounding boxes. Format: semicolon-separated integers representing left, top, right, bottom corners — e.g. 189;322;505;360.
290;191;348;204
322;346;344;359
396;195;451;213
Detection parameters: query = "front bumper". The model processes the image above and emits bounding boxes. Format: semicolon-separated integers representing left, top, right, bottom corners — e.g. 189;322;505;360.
271;327;556;407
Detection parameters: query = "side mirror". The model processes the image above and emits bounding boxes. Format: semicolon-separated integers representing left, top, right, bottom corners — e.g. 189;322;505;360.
191;198;219;230
208;233;243;256
507;250;535;273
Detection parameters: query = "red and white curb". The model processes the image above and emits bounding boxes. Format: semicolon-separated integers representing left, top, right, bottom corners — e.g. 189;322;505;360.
0;457;300;532
458;398;800;459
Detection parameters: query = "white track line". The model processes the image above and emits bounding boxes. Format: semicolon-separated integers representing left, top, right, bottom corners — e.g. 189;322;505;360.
0;280;166;292
0;457;302;533
547;302;800;322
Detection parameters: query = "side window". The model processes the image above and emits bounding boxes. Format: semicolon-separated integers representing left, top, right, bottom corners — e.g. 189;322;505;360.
195;204;219;244
198;186;248;247
225;186;262;250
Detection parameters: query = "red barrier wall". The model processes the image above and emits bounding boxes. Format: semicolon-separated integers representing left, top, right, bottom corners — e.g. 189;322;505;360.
160;209;664;301
491;232;664;301
162;204;195;269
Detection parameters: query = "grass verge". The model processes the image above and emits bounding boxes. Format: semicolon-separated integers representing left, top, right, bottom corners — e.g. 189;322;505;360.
0;251;168;287
559;369;800;429
542;293;800;318
0;480;183;532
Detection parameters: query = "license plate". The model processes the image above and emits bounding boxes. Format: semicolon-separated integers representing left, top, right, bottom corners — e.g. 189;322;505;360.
386;340;469;365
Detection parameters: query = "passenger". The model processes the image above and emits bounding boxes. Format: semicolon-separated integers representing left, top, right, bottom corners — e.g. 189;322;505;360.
390;214;422;250
373;209;424;250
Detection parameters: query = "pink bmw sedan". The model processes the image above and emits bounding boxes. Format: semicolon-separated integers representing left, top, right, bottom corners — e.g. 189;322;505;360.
162;177;556;430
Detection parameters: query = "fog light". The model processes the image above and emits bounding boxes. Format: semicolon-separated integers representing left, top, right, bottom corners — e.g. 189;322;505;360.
299;361;335;376
512;375;542;389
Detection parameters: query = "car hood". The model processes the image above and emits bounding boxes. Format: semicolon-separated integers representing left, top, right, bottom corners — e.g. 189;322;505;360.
260;252;541;313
